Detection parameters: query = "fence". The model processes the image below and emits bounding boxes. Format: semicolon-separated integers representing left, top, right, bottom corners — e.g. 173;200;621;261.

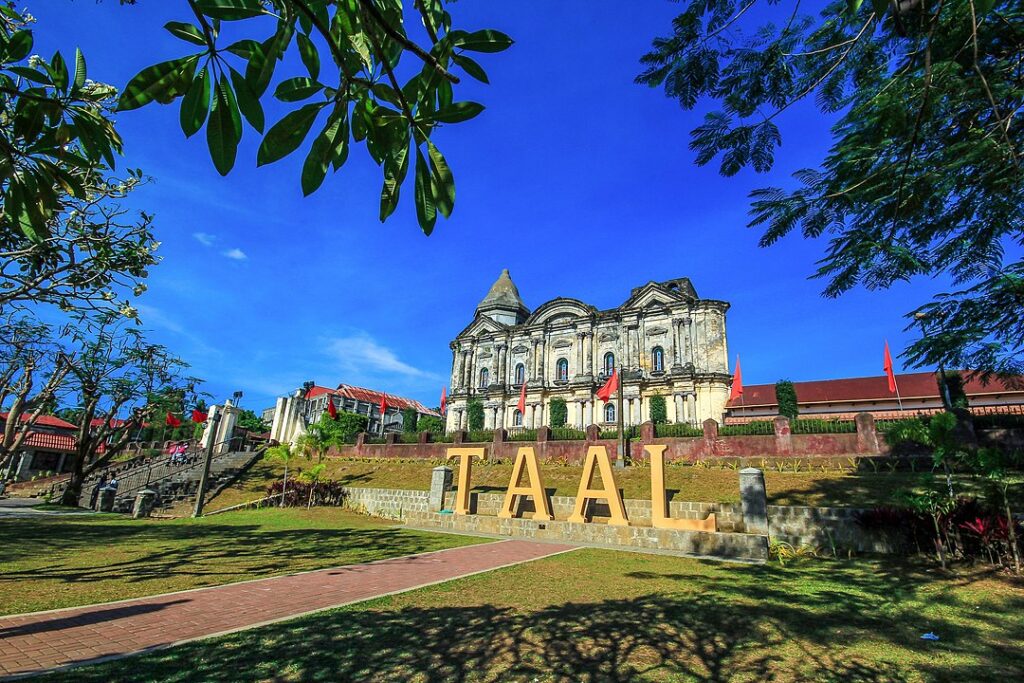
791;419;857;434
550;428;587;440
655;423;703;438
719;421;774;436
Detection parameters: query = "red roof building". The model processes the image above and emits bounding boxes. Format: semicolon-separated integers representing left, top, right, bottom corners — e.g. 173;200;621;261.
292;384;440;436
725;371;1024;422
1;412;78;481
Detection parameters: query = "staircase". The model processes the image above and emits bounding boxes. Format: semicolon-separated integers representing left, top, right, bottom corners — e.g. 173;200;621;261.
116;450;262;513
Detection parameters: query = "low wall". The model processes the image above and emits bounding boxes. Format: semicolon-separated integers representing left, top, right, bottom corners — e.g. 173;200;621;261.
339;485;896;555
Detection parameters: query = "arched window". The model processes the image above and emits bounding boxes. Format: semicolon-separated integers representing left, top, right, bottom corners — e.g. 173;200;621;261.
604;352;615;376
513;409;523;426
479;367;489;388
556;358;569;381
652;346;664;372
514;363;525;385
604;403;615;423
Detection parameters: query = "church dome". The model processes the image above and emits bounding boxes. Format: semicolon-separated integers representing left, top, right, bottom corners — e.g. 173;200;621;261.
476;269;530;325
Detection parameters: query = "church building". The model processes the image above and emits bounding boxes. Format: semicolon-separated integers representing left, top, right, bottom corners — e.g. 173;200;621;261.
446;270;732;431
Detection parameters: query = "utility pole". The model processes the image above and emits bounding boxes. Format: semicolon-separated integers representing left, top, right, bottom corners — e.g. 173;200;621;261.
616;365;626;468
192;409;222;518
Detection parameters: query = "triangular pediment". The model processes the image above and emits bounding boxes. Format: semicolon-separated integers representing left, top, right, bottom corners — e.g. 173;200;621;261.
455;314;507;340
620;282;684;311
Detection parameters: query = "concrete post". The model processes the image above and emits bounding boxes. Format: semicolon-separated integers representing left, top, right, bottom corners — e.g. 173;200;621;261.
418;430;430;444
586;424;600;441
855;412;879;453
429;466;453;511
773;416;792;455
640;421;655;442
132;488;158;518
739;468;769;535
97;486;116;512
536;426;551;442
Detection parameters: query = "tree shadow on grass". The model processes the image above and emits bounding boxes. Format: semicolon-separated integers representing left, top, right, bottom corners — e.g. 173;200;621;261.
41;592;913;683
0;519;468;591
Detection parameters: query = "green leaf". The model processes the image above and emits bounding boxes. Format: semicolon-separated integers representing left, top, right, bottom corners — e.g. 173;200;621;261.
245;37;279;97
257;103;322;166
4;30;33;62
10;66;50;85
449;29;513;53
194;0;265;21
179;65;211;137
847;0;865;14
225;38;260;59
118;56;197;111
296;33;320;80
49;51;69;91
71;48;87;93
229;66;264;132
451;53;488;84
274;77;323;102
301;114;345;196
427;140;454;219
975;0;995;13
206;73;242;175
414;148;436;235
430;101;484;124
165;21;207;46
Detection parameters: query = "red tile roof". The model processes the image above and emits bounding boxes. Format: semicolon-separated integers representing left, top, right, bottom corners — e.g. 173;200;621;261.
306;385;441;417
21;431;76;452
0;412;77;430
727;371;1024;408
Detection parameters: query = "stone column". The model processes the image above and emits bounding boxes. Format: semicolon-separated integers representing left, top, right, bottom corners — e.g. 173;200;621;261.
536;402;545;427
856;412;880;453
588;399;595;426
527;404;535;428
97;486;116;512
673;394;683;422
499;345;507;384
429;466;453;511
739;468;769;535
132;489;157;518
586;332;594;375
687;393;697;424
577;333;585;374
270;396;286;441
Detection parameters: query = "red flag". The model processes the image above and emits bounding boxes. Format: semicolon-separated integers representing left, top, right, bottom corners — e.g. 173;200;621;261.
596;368;618;403
165;412;181;427
884;341;897;393
191;409;207;423
517;377;527;414
379;393;389;417
440;386;447;416
730;356;744;401
326;397;338;419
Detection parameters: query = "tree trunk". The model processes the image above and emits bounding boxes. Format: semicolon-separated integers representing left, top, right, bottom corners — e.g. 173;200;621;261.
1005;500;1021;575
60;453;86;507
280;464;288;507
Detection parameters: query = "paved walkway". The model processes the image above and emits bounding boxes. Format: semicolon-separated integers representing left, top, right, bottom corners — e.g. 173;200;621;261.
0;539;576;679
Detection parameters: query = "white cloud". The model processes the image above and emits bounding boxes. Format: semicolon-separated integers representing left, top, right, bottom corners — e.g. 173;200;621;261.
223;248;248;261
325;333;439;380
192;232;216;247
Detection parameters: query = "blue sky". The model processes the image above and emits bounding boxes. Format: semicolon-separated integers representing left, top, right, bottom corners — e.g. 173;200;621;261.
34;1;956;411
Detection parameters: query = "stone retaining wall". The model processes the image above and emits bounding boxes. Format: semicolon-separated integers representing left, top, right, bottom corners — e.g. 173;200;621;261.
338;485;895;555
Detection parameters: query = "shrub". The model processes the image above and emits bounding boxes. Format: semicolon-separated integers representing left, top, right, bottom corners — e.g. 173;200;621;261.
791;418;856;434
719;421;774;436
401;408;418;433
549;398;567;428
466;429;493;443
551;427;586;440
649;395;667;424
418;415;445;434
467;399;484;431
776;380;798;419
881;418;932;455
265;479;349;507
655;423;703;437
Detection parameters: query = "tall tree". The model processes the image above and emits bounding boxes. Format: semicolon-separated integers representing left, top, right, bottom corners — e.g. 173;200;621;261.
638;0;1024;375
0;316;73;475
59;314;200;505
116;0;513;236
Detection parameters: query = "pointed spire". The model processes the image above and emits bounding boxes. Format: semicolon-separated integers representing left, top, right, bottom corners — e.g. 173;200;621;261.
476;269;530;324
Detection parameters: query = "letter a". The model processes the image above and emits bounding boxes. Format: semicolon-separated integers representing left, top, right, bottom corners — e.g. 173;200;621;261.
446;447;486;515
567;446;629;526
498;447;553;520
647;445;716;531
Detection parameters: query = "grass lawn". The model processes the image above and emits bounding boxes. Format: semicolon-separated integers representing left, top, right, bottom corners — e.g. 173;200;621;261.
39;548;1024;682
0;508;487;616
201;456;1023;513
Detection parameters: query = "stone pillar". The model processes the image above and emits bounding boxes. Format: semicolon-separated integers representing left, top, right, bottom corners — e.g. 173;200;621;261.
201;405;221;450
640;421;655;442
586;332;594;375
773;416;792;455
687;393;697;425
632;398;641;425
577;333;585;374
97;486;116;512
855;412;880;453
673;394;683;423
703;418;719;439
586;424;600;440
419;431;430;444
385;432;398;445
536;402;545;427
217;399;238;454
270;396;286;441
132;489;157;518
14;452;34;480
429;466;453;511
536;426;551;442
739;468;769;535
588;399;595;427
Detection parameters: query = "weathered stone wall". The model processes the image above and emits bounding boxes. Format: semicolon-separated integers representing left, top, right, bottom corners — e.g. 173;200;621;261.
338;485;895;555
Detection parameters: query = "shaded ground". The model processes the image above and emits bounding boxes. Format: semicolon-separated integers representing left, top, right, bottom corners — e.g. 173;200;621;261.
39;548;1024;682
0;508;486;615
201;457;1022;513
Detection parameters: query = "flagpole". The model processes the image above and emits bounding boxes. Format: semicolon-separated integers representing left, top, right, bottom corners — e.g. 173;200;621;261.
894;378;904;411
616;365;625;469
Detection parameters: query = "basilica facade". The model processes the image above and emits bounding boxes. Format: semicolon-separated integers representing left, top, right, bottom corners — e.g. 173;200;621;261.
445;270;732;431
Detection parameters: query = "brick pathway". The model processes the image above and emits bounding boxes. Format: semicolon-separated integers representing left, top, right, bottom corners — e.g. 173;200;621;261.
0;539;576;679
